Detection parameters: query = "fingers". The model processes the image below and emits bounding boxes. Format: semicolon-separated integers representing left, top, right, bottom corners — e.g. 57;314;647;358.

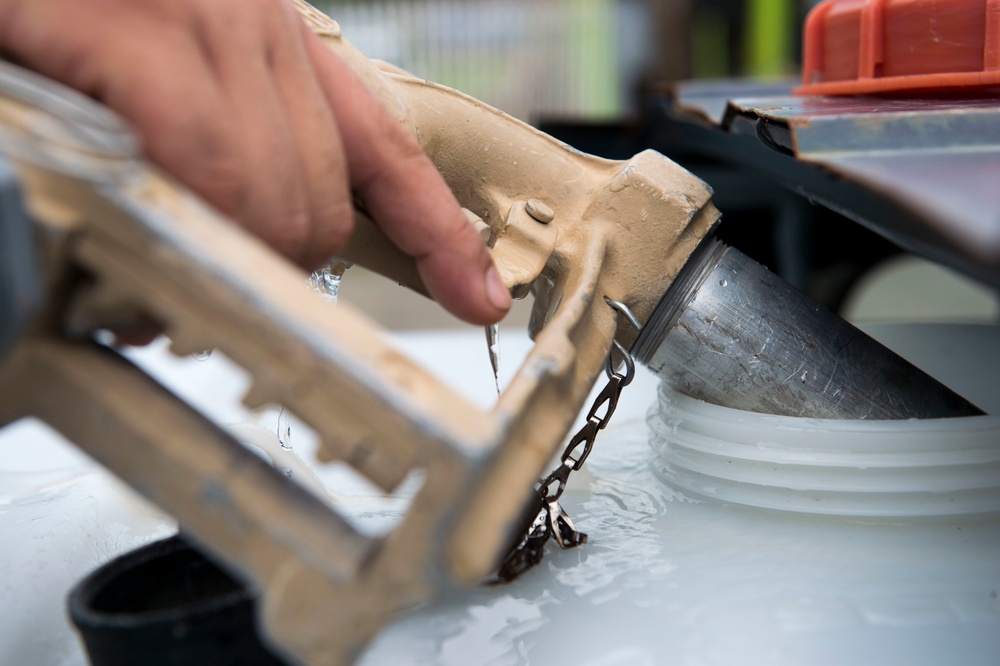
264;3;355;268
0;0;511;326
189;0;308;259
305;35;511;325
190;0;353;267
1;0;251;240
2;0;349;269
89;31;250;228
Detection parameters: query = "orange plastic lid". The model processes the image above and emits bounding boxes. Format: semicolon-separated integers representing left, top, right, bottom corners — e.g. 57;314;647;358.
796;0;1000;96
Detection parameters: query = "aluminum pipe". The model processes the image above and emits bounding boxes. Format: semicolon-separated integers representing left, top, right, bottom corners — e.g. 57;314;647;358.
633;238;984;420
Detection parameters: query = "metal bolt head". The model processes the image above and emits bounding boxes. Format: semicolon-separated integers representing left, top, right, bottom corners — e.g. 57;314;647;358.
525;199;554;224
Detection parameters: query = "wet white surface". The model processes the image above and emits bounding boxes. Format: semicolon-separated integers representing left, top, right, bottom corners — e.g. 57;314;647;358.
1;325;998;665
362;417;1000;666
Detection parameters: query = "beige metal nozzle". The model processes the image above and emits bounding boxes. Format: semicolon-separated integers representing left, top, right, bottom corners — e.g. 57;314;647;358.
0;3;719;664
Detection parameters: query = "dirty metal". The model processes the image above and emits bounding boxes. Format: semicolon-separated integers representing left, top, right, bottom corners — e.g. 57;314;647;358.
657;80;1000;288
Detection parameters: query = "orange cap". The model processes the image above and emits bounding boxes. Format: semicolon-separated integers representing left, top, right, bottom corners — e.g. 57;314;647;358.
796;0;1000;96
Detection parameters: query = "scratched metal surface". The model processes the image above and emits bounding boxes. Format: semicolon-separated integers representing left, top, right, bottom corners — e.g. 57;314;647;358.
634;240;985;419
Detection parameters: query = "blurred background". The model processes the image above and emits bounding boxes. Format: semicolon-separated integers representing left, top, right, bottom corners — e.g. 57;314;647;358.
316;0;815;123
312;0;999;330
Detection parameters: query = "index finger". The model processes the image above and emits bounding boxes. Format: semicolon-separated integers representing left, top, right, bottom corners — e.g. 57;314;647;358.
304;35;511;326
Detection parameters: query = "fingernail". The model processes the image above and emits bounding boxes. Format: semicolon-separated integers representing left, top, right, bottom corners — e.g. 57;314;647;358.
486;265;512;312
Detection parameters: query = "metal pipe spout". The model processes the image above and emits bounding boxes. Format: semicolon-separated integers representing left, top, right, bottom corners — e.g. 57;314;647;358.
633;237;985;420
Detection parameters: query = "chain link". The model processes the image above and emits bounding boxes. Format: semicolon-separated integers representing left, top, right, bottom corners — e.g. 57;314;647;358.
540;341;633;505
494;315;637;583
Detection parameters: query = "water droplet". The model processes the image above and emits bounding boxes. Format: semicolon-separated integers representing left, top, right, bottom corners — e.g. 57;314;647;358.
308;260;352;303
191;349;213;361
277;406;292;451
719;279;728;288
485;323;502;396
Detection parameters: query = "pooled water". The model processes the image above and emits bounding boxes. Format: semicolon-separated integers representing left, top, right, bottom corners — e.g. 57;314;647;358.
358;413;1000;665
3;325;998;666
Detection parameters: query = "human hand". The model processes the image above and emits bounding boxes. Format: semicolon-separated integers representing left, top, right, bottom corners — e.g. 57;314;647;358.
0;0;511;325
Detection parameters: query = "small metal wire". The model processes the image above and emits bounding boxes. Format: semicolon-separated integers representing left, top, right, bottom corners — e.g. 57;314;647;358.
606;339;635;385
605;298;642;332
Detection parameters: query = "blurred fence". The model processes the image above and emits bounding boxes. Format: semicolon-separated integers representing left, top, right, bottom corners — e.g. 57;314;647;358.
315;0;652;122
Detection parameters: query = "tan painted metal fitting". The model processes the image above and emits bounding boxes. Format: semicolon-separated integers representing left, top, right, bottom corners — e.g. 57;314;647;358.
0;3;720;664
